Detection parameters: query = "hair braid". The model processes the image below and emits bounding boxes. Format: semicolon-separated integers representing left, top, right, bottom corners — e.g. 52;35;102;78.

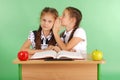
68;27;78;42
34;26;42;49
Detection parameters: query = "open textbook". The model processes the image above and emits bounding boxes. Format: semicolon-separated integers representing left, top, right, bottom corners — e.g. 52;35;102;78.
30;50;86;60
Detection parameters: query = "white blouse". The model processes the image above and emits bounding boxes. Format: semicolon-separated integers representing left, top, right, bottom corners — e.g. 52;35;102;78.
28;31;52;50
61;27;87;53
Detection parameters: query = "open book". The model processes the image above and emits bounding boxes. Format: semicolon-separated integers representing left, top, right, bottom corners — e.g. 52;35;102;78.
30;50;86;60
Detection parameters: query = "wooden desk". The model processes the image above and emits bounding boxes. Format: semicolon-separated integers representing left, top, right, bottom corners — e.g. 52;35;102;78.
13;58;105;80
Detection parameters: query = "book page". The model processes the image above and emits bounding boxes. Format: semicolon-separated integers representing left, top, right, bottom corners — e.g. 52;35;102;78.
57;51;86;59
30;50;57;59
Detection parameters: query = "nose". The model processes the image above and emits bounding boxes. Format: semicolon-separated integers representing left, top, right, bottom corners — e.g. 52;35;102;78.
44;21;48;25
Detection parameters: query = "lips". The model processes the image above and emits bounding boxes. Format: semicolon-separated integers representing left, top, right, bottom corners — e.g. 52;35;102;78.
43;26;48;28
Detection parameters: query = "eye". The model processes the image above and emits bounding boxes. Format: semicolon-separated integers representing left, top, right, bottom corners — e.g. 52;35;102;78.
48;20;52;23
42;19;46;22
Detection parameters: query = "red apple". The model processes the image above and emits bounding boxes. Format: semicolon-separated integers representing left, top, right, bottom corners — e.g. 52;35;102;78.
18;51;29;61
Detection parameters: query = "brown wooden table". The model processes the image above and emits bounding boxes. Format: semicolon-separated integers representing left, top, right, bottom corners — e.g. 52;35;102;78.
13;58;105;80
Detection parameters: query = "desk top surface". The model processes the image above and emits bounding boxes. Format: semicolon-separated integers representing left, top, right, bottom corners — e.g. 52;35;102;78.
13;58;105;64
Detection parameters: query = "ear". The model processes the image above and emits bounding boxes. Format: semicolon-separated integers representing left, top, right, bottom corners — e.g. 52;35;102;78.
70;17;76;27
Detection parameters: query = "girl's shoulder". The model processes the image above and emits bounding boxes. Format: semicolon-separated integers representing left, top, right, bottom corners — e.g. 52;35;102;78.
32;30;37;34
28;30;38;37
28;31;35;41
75;27;85;33
77;27;85;30
73;27;86;37
29;30;38;36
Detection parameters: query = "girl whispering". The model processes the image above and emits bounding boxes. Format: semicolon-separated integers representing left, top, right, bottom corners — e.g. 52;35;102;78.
20;7;58;54
53;7;87;54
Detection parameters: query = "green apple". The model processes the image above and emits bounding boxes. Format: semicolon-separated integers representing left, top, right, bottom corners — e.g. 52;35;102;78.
92;49;103;60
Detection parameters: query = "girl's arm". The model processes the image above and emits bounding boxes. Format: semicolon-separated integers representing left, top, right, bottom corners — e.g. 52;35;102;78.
20;39;43;54
53;18;83;51
53;33;83;51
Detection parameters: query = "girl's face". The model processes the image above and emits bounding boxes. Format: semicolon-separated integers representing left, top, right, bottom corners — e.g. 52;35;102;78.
61;10;72;26
40;13;55;31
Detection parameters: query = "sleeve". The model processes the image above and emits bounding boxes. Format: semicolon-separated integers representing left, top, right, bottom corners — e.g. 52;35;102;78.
28;31;35;43
73;28;86;40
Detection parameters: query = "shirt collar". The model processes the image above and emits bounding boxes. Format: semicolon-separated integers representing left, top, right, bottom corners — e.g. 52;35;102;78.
41;31;52;41
64;29;73;36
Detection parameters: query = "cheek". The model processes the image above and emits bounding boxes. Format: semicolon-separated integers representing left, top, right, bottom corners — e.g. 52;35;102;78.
61;18;67;25
40;21;45;26
61;18;64;23
49;22;54;28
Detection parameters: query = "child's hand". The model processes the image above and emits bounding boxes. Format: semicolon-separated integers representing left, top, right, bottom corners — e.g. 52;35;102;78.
45;45;54;50
70;49;76;52
52;46;61;53
53;17;61;34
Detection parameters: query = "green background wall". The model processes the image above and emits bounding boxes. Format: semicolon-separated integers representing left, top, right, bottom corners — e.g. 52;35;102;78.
0;0;120;80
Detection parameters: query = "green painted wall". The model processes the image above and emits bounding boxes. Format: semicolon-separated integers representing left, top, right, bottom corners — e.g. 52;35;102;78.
0;0;120;80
